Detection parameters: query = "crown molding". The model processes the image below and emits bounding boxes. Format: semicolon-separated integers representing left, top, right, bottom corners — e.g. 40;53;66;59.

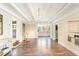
53;7;79;23
0;4;26;22
49;3;71;23
10;3;30;22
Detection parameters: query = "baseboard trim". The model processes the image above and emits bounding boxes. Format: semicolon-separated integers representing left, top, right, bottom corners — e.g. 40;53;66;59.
59;42;78;56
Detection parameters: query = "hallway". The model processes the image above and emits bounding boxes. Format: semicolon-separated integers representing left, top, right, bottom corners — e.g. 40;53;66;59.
6;37;76;56
0;3;79;56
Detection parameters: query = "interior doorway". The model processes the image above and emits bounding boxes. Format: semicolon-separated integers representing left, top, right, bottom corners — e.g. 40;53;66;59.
22;23;25;39
37;24;50;37
55;24;58;42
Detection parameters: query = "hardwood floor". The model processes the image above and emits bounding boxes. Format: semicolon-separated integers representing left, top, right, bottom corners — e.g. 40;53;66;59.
6;37;76;56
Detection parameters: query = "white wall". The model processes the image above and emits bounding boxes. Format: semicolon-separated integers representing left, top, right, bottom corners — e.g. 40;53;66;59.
0;8;12;39
54;12;79;55
52;22;56;40
0;8;12;50
25;23;38;38
50;24;53;39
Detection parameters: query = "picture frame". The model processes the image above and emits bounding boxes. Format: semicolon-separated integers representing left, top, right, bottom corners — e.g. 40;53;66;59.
0;15;3;35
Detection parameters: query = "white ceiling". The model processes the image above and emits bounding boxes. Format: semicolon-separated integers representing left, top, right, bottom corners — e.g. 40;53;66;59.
0;3;79;23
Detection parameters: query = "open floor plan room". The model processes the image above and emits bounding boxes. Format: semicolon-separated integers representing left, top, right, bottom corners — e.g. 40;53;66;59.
0;3;79;56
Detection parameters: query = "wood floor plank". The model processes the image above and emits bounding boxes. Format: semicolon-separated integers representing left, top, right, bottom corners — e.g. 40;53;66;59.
6;38;76;56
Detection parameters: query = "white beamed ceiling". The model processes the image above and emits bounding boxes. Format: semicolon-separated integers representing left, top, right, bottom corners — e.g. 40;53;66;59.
0;3;79;23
